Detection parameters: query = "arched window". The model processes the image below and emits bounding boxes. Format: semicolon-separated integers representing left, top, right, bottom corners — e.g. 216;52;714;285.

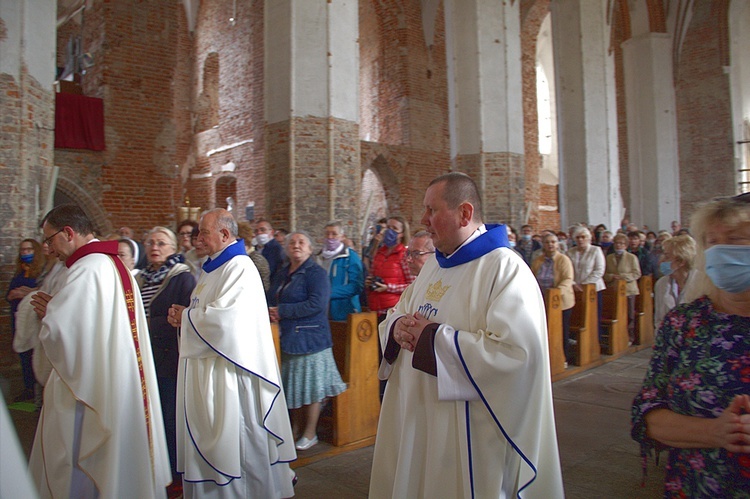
536;63;552;156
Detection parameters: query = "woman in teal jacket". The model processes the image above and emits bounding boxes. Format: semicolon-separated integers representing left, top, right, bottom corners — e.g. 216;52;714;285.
316;221;364;321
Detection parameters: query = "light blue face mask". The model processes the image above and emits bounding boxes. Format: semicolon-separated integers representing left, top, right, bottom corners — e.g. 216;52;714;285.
659;261;672;276
704;244;750;294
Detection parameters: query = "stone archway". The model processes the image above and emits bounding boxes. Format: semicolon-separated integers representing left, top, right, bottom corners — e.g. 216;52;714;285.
360;144;407;248
54;176;111;236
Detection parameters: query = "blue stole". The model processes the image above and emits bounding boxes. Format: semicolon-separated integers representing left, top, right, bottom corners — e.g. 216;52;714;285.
202;239;247;273
435;224;510;269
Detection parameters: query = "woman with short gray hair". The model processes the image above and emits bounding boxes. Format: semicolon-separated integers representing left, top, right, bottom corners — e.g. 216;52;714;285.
270;231;347;451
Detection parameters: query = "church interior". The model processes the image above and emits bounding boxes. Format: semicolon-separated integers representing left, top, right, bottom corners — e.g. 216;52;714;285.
1;0;749;496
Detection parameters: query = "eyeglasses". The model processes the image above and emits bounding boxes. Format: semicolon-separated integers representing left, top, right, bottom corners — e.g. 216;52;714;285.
43;228;65;246
406;250;435;259
178;231;193;237
145;241;170;248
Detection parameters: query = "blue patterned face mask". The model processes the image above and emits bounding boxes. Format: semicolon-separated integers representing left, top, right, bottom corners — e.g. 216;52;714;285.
659;261;672;276
20;253;34;263
704;245;750;294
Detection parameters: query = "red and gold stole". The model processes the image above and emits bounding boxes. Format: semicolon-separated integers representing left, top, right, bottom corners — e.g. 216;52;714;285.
66;241;155;475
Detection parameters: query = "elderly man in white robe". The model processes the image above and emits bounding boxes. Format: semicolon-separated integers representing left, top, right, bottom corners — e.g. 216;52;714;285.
168;208;296;498
30;204;171;498
369;173;564;498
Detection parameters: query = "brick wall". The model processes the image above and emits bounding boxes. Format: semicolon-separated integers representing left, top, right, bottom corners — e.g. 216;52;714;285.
358;0;449;235
187;0;265;223
53;0;191;240
520;0;550;229
675;0;735;221
0;69;55;333
538;183;561;231
613;5;630;217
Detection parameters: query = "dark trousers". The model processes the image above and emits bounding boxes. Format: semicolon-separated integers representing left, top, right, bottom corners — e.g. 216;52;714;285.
19;349;35;390
562;308;573;363
627;295;636;342
377;313;387;400
158;375;178;477
597;290;604;341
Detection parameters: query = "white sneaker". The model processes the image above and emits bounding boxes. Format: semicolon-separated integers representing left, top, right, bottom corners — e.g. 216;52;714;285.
295;435;318;451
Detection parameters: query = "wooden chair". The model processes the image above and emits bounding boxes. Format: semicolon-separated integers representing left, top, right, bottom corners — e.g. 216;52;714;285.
601;280;629;355
570;283;601;367
635;275;654;346
544;288;566;375
330;312;381;447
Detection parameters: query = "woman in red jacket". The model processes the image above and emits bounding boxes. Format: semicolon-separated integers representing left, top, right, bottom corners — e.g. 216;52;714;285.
366;216;415;322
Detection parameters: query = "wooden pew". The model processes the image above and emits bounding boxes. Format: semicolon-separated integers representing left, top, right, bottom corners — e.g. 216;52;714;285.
270;322;281;364
601;279;629;355
330;312;380;447
635;275;654;346
544;288;566;375
570;284;600;367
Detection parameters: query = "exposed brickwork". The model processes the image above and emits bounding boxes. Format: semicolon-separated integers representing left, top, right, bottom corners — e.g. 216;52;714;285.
360;141;447;235
456;152;526;228
613;7;630;218
265;117;362;238
186;0;265;222
520;0;550;229
538;183;561;231
675;0;734;220
0;69;54;331
214;175;236;208
53;0;191;241
359;0;449;154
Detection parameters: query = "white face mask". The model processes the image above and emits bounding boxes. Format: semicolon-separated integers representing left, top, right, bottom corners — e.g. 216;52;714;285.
256;233;271;246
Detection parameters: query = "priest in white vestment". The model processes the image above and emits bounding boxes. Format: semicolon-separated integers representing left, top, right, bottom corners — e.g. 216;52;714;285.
370;173;564;498
30;204;171;499
169;209;296;498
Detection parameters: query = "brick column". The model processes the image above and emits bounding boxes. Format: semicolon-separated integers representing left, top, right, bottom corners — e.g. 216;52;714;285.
0;0;56;330
622;33;680;230
551;0;621;229
444;0;525;225
264;0;360;236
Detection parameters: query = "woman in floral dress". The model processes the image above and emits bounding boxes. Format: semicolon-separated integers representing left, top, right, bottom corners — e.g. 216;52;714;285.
631;193;750;497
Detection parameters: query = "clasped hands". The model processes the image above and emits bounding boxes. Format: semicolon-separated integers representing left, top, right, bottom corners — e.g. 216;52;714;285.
715;394;750;454
167;305;186;327
393;312;433;352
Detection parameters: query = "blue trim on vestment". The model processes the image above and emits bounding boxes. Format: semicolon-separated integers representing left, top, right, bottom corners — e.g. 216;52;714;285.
180;251;294;484
435;224;509;268
465;401;475;499
180;360;241;483
202;239;247;273
186;309;287;443
452;330;538;498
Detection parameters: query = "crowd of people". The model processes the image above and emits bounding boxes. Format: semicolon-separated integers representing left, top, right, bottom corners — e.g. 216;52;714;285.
3;178;749;498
